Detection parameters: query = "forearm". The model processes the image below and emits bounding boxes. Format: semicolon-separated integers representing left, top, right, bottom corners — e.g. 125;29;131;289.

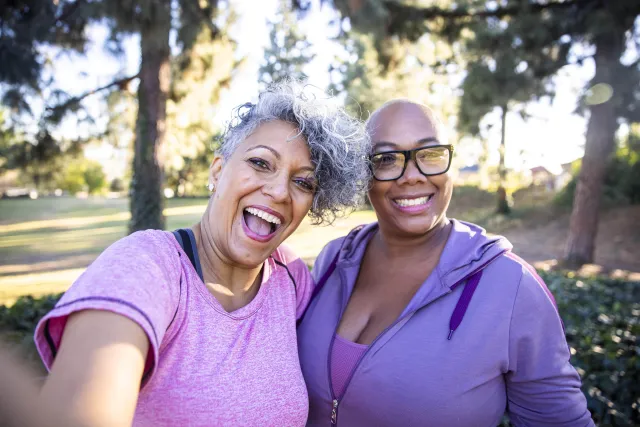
0;344;85;427
39;311;149;427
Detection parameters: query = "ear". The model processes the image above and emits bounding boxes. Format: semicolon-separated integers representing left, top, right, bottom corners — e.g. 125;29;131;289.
209;154;224;187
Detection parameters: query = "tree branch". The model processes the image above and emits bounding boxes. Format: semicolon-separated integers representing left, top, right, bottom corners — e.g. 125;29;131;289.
186;0;220;38
382;0;591;21
46;73;139;113
55;0;86;24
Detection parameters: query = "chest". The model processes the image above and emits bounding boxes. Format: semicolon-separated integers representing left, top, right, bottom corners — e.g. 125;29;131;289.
134;286;308;427
337;254;436;345
299;286;512;427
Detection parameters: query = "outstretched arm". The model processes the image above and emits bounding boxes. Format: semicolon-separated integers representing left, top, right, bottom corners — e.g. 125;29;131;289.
39;310;148;427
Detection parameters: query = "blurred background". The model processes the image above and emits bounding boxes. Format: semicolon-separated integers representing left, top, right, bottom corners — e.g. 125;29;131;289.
0;0;638;425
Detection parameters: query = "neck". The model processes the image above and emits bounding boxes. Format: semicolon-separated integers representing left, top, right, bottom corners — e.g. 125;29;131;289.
191;217;263;298
376;217;453;263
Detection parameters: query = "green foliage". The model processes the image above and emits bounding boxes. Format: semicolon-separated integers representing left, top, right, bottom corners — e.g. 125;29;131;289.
2;0;233;233
541;271;640;426
0;0;90;94
328;0;640;141
57;157;107;195
8;132;83;192
164;21;238;199
165;148;211;197
329;29;459;123
258;0;315;87
556;144;640;208
0;109;19;173
58;162;86;194
83;161;107;194
109;177;126;192
499;270;639;427
457;17;561;137
0;294;62;334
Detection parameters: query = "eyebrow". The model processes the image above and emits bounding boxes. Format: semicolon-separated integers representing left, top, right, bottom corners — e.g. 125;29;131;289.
246;144;281;159
246;144;315;174
373;137;440;151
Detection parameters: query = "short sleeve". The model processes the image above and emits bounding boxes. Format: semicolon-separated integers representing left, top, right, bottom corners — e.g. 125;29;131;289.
34;230;182;384
273;244;314;319
506;266;594;426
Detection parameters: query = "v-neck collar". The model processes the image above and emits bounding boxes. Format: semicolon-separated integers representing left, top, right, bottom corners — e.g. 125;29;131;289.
173;232;275;320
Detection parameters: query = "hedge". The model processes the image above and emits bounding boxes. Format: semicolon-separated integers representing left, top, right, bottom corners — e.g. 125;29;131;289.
1;271;638;426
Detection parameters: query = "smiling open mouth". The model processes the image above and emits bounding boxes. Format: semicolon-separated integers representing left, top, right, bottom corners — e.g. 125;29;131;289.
243;207;282;237
393;195;433;207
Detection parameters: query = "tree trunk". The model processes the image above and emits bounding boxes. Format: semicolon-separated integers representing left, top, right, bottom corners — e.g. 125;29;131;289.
563;32;624;267
496;104;510;214
128;3;171;234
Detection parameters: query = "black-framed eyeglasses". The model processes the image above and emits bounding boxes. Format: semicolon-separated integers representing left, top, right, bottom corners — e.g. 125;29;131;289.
370;144;454;181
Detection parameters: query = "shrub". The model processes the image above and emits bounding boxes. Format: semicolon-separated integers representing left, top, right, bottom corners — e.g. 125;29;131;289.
1;272;638;426
0;294;62;333
0;294;63;374
544;271;640;426
83;161;107;194
502;271;639;426
109;177;125;192
56;158;107;195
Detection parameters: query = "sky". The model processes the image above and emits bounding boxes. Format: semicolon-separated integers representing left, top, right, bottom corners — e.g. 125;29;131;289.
47;0;599;180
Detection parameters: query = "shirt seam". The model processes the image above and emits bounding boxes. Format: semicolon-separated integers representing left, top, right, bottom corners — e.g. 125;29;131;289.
507;267;525;373
47;296;160;347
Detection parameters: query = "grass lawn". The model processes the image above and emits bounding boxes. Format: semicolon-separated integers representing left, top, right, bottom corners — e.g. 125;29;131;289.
4;188;637;305
0;196;376;305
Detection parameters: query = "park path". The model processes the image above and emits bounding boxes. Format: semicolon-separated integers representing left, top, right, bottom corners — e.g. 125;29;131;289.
503;205;640;280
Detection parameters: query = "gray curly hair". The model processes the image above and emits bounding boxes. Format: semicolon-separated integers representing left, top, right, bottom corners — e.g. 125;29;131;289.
217;79;371;225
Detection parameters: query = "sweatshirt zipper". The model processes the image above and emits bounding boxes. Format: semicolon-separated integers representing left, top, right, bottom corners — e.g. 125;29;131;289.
325;256;504;425
326;304;436;426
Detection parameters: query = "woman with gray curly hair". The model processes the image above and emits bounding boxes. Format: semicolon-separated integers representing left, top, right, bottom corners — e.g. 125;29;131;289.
32;80;371;427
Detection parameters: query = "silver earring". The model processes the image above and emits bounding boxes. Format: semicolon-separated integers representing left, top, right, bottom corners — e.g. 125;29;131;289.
207;183;215;192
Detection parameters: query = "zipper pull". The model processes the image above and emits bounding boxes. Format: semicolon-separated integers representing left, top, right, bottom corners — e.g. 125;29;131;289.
330;399;339;425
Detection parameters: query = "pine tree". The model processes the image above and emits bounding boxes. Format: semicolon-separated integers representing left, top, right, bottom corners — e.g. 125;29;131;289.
0;0;90;108
328;14;459;123
258;0;315;87
456;19;561;214
1;0;235;233
325;0;640;266
94;0;224;232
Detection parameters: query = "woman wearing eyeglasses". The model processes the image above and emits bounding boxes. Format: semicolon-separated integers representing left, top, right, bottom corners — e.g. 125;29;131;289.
297;99;594;426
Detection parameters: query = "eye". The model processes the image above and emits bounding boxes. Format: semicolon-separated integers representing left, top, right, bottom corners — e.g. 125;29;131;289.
294;178;316;192
372;152;400;168
418;148;447;162
248;157;270;170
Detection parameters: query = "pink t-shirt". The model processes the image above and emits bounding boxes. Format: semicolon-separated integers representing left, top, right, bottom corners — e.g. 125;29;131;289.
34;230;315;427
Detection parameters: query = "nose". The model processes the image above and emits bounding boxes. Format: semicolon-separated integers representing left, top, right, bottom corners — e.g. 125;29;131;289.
397;156;428;186
262;174;291;203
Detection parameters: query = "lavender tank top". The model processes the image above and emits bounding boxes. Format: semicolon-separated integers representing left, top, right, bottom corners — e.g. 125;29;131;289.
330;334;369;398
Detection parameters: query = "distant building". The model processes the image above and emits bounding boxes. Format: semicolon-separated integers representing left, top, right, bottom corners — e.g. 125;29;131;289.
530;166;554;185
528;164;573;191
456;164;481;185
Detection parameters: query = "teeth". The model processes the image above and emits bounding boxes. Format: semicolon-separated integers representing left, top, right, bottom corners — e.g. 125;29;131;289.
245;207;282;225
395;196;429;207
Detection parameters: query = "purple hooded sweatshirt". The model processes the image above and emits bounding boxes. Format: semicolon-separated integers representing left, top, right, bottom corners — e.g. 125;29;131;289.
297;220;594;427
